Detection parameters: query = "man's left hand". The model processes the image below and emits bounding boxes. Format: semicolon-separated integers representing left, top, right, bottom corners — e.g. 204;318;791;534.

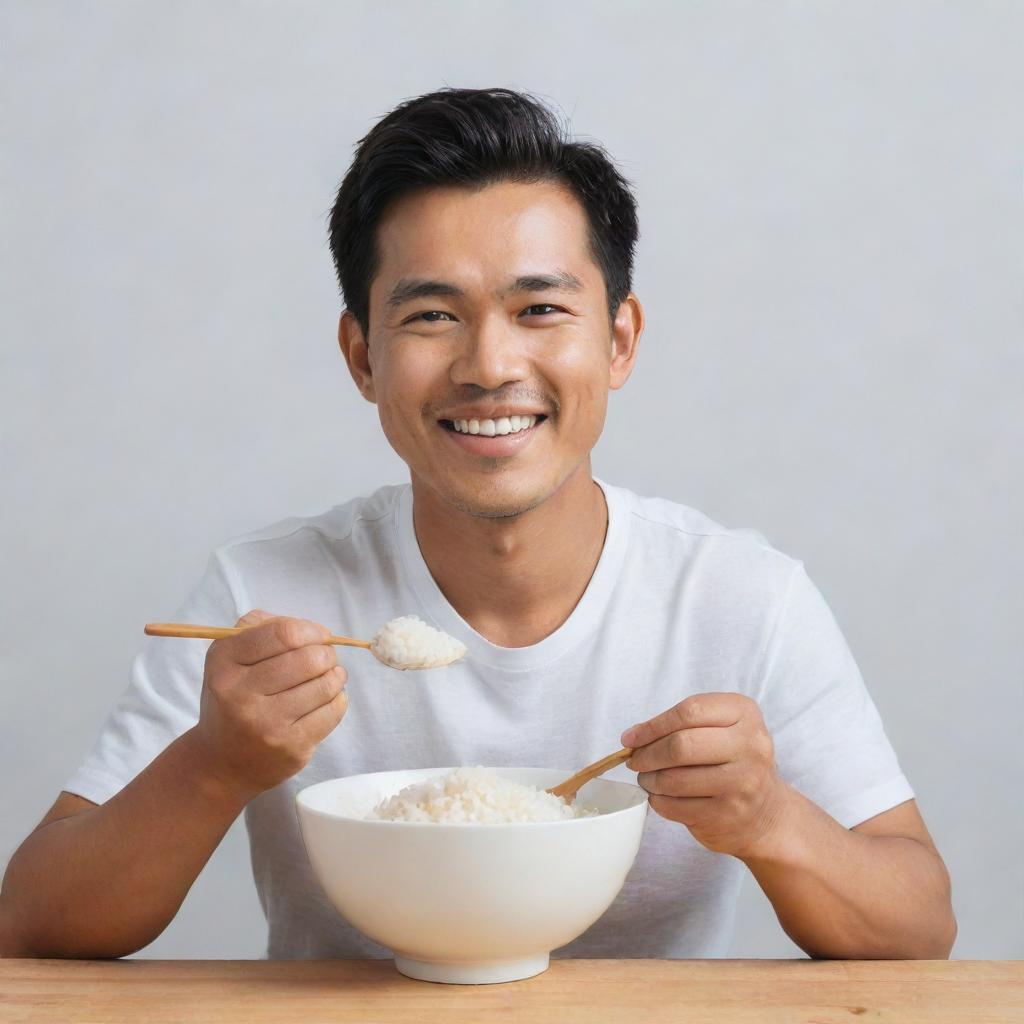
621;693;790;858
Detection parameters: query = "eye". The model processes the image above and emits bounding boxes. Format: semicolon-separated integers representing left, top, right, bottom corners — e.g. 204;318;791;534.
406;310;456;324
521;304;563;317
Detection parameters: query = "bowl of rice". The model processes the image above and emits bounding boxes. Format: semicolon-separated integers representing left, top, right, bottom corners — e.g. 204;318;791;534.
295;766;647;984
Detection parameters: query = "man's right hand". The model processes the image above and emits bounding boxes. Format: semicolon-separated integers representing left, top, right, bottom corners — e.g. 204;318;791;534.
190;609;349;798
0;605;347;959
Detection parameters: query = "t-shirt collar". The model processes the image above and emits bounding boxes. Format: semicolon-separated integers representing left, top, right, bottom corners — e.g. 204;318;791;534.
393;477;628;673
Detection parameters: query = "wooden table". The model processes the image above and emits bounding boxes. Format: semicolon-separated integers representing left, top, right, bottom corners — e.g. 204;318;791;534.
1;958;1020;1023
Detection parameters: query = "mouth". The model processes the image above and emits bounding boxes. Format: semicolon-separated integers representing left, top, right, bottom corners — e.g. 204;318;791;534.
440;414;545;437
437;414;547;455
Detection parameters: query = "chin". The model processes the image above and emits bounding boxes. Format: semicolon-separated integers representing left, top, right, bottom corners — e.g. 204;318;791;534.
440;478;551;520
447;494;542;520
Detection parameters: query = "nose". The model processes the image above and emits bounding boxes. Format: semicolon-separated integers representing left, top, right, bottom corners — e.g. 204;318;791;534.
449;312;528;391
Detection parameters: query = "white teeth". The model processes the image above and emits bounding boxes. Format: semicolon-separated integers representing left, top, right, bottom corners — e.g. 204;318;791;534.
450;415;538;436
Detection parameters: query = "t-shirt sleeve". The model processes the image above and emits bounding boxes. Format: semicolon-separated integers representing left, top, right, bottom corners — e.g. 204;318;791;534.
755;562;914;829
61;550;240;805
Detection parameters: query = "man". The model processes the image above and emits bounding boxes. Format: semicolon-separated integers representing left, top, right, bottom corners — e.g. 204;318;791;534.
1;87;955;960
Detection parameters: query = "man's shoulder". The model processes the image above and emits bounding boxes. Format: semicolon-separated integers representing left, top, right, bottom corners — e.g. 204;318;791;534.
213;483;405;562
604;480;805;616
607;480;795;566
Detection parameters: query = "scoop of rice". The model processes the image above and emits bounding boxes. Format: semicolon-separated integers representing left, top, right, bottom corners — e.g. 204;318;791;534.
371;615;467;670
366;767;598;824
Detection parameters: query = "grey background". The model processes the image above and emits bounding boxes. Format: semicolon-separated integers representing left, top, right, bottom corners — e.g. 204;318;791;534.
2;1;1021;960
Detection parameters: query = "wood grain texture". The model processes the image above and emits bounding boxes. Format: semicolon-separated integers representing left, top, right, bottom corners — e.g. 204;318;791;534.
1;959;1020;1024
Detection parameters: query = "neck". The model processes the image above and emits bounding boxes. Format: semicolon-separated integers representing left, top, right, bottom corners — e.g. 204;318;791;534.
410;464;608;648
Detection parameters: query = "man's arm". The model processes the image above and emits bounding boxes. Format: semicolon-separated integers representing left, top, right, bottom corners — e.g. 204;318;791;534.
0;612;348;959
0;793;95;956
0;729;253;958
739;793;956;959
622;693;956;960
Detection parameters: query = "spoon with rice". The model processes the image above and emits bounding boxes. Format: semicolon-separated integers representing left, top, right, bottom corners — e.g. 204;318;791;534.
146;616;632;800
144;614;467;671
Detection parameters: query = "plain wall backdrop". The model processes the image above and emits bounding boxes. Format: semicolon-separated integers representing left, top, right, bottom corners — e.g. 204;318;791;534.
2;1;1021;959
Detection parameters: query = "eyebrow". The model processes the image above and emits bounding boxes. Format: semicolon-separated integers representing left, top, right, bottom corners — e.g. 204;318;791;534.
384;270;584;310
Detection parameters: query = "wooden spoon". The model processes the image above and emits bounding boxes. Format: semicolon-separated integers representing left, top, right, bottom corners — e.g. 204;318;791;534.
145;622;372;648
142;622;452;671
546;747;635;802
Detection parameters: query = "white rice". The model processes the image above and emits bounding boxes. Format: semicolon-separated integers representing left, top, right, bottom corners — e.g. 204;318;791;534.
366;767;598;824
370;615;467;670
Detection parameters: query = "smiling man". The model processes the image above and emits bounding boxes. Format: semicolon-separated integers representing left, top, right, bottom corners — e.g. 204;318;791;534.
1;87;955;961
338;175;636;650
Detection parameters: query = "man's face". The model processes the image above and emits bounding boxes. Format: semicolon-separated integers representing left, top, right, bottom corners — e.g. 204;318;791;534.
341;180;640;519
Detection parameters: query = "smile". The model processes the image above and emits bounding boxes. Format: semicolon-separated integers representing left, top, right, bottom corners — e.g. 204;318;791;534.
443;415;541;437
438;414;546;456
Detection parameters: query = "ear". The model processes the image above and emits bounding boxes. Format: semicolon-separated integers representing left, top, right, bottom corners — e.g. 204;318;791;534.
338;310;376;403
609;293;644;390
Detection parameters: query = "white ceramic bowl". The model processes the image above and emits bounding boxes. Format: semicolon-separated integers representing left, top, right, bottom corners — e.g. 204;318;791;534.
295;766;648;984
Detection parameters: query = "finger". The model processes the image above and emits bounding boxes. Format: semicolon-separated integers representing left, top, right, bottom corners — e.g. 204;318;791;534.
222;615;331;667
621;693;747;747
647;793;712;827
626;726;741;773
235;609;275;627
294;686;349;742
276;666;348;724
636;764;734;799
247;644;339;695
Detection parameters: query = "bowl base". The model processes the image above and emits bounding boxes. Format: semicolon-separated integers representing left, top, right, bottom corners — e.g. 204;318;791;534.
394;952;550;985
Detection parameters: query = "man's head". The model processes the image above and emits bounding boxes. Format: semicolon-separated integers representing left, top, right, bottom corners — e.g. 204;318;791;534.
329;87;644;519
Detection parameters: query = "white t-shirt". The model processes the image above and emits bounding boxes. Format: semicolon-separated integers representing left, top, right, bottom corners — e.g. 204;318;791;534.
64;480;914;959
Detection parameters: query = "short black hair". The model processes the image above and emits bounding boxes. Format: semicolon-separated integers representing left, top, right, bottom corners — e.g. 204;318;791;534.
328;87;639;334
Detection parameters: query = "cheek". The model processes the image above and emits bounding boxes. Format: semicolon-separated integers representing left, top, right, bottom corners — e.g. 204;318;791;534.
542;335;611;435
372;342;445;432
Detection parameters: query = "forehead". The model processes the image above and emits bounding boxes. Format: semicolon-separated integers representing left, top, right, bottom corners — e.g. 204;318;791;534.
370;180;602;302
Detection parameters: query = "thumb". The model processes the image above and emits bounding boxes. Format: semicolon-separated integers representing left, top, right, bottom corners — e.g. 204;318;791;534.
235;608;275;628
